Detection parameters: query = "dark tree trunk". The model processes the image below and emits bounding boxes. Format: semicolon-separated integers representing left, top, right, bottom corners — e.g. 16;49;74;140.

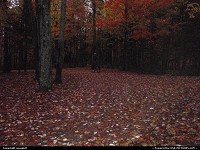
54;0;67;84
18;40;22;72
3;27;11;73
23;24;28;72
122;0;128;71
34;0;41;82
13;32;17;69
162;36;170;74
91;0;97;66
22;0;30;72
37;0;52;92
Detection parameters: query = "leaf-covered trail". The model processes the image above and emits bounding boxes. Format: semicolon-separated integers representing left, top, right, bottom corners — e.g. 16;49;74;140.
0;68;200;146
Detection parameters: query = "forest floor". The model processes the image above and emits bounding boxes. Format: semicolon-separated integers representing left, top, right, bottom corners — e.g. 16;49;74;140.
0;68;200;146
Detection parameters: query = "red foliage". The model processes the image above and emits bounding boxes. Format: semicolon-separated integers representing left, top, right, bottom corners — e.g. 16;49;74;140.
97;18;122;31
97;0;175;40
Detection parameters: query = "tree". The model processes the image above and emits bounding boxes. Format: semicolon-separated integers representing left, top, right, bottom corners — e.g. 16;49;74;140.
61;0;89;67
54;0;67;84
1;0;22;73
98;0;174;71
91;0;97;55
37;0;52;92
30;0;41;80
3;26;12;73
21;0;32;72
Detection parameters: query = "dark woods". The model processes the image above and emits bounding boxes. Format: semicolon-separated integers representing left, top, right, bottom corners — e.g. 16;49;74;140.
91;53;100;73
0;0;200;91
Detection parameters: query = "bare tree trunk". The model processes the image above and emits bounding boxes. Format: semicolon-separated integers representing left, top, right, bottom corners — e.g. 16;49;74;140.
123;0;128;71
54;0;67;84
91;0;97;63
3;27;11;73
28;0;40;81
23;24;28;72
37;0;52;92
22;0;28;72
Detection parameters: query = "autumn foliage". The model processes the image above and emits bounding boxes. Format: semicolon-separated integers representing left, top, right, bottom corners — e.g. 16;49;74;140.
96;0;174;40
0;0;200;147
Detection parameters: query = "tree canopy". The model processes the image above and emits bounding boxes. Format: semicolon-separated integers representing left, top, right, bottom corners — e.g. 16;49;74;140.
0;0;200;83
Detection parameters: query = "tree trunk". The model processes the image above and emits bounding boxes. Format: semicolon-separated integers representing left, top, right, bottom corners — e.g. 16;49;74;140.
22;0;30;72
3;27;11;73
33;0;41;82
34;25;40;81
23;24;28;72
162;36;170;74
122;0;128;71
38;0;52;92
91;0;97;66
54;0;67;84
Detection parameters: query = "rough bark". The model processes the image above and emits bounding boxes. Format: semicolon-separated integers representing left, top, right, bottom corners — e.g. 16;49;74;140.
38;0;52;92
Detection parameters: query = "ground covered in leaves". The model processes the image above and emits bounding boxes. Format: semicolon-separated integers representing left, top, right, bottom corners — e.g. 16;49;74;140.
0;68;200;146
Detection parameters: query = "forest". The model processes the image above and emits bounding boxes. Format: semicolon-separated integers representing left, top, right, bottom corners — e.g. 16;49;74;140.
0;0;200;90
0;0;200;147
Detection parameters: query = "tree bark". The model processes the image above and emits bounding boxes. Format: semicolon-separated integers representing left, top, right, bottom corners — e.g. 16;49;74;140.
38;0;52;92
54;0;67;84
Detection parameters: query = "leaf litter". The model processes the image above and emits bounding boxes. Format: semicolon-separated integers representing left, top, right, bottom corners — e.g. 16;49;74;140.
0;69;199;146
